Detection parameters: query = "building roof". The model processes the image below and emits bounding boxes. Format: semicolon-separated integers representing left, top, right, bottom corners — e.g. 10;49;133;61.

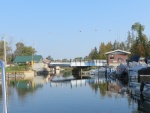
105;49;131;55
14;55;43;63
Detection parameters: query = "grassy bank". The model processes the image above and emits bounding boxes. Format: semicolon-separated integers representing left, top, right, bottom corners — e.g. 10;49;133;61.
5;65;32;72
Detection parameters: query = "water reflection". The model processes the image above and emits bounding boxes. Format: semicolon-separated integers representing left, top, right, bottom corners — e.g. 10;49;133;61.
55;69;61;76
88;78;129;98
49;71;129;98
130;93;150;113
0;85;2;101
1;76;50;99
48;74;138;113
0;70;150;113
7;78;43;98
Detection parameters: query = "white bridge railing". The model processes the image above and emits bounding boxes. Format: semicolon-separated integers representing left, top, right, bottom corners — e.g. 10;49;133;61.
50;60;107;67
0;60;8;113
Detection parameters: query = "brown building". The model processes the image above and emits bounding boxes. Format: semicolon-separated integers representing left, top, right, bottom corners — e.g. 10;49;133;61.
105;49;131;67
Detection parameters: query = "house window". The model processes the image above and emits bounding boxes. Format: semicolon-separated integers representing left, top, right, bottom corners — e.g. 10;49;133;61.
110;54;114;59
118;58;123;62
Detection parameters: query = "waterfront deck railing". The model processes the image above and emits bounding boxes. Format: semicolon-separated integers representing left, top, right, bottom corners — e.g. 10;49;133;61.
0;60;8;113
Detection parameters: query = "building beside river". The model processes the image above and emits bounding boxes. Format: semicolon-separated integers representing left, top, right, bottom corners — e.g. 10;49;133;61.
105;49;131;67
14;55;43;65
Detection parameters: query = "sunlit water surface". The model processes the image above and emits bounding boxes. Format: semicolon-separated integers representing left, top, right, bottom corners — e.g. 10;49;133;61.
0;74;146;113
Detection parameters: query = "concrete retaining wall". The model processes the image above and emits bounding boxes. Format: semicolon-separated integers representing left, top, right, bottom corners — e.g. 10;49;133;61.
0;70;34;80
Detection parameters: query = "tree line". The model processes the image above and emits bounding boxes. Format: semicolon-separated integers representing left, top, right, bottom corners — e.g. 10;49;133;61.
87;22;150;60
0;41;36;63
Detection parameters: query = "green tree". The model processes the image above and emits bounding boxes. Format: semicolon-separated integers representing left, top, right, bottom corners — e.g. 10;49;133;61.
46;55;54;61
126;31;132;51
113;40;121;50
99;42;106;59
23;46;36;56
106;42;113;51
119;42;126;50
146;41;150;56
92;47;99;59
99;42;113;59
74;57;83;60
14;42;36;56
88;47;99;59
0;40;4;60
7;36;14;62
14;42;25;56
0;40;11;62
131;22;145;32
130;22;149;57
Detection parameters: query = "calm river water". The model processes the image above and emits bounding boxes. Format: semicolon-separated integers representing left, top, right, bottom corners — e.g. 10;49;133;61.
0;71;149;113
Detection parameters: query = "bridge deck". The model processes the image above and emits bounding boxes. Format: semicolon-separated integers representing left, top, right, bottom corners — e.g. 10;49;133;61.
49;60;107;67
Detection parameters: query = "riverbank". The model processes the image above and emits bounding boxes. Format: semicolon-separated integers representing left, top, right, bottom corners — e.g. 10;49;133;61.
0;70;35;80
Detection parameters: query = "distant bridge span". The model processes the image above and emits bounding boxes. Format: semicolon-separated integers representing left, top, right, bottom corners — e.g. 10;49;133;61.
49;60;107;67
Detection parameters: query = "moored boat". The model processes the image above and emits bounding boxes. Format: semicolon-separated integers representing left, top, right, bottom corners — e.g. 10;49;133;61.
142;88;150;98
142;83;150;98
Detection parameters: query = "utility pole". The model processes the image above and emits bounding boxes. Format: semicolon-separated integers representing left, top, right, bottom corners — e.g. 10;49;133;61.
3;35;7;67
4;37;7;67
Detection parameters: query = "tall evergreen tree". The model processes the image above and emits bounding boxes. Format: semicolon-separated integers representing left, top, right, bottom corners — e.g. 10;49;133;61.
99;42;106;59
106;42;113;52
113;40;118;50
126;31;132;51
92;47;99;59
119;42;126;50
88;47;99;59
98;42;113;59
130;22;149;57
146;40;150;57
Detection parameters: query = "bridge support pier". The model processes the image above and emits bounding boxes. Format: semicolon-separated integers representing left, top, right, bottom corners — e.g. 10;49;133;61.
50;66;60;70
72;67;90;79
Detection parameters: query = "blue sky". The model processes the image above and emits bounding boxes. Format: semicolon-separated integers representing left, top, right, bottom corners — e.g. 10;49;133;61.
0;1;150;59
